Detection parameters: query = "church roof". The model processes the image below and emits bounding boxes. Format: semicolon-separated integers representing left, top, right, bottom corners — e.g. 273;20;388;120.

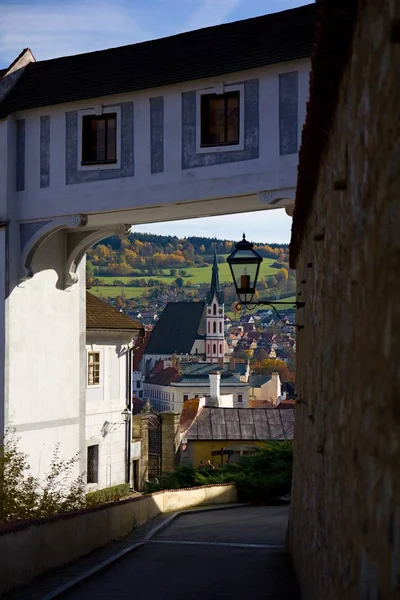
206;248;224;305
144;301;206;355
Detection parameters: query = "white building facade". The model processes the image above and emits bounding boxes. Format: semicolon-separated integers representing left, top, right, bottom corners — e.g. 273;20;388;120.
0;4;314;477
85;292;143;490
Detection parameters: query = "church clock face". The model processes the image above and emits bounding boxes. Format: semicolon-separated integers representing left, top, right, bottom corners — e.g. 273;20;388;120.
218;308;223;314
208;309;211;315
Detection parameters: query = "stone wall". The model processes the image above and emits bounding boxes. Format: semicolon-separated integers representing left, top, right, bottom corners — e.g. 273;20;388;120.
288;2;400;599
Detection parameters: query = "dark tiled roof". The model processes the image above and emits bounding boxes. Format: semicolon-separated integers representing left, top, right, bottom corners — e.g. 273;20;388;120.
249;374;272;388
289;0;358;267
186;407;294;441
147;366;180;386
145;301;205;355
0;4;315;116
86;292;143;332
233;363;248;376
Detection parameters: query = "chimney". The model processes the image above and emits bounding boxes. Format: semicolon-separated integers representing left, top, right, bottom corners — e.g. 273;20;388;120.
271;371;281;404
218;356;224;369
208;371;221;407
229;357;236;371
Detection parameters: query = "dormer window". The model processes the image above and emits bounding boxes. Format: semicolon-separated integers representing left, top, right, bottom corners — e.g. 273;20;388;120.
201;91;240;147
82;113;117;164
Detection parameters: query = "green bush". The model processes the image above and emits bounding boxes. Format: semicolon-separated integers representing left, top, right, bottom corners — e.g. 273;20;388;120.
150;442;293;504
86;483;131;506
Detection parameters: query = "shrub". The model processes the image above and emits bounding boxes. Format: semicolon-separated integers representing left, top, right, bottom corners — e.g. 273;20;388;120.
150;442;293;504
86;483;131;506
0;432;86;524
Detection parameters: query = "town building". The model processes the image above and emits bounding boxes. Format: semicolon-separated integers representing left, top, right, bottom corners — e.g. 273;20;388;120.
85;292;143;489
0;4;314;478
179;393;294;467
143;362;250;413
141;249;228;374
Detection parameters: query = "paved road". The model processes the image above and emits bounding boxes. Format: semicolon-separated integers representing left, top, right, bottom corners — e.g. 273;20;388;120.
63;506;300;600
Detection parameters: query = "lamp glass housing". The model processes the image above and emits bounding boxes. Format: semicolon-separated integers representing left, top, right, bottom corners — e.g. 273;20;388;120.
226;235;263;303
121;407;131;423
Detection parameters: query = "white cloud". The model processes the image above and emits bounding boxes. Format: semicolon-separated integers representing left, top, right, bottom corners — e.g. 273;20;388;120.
133;209;292;244
0;1;154;63
185;0;242;30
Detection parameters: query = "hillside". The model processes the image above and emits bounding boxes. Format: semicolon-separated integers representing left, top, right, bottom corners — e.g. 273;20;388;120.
86;232;295;314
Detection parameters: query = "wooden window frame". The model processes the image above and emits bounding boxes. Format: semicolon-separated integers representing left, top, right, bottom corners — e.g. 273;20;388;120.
81;113;117;165
87;351;100;386
200;91;240;148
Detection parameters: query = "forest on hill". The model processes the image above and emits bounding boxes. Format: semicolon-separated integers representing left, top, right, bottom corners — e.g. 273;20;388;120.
86;232;295;314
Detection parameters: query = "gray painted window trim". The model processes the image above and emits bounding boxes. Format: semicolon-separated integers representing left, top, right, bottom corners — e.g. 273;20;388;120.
65;102;134;185
181;79;259;170
279;72;298;155
16;119;25;191
150;96;164;174
40;115;50;188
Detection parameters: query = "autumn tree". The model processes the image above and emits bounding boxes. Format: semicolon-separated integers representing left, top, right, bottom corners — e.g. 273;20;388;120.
251;358;295;383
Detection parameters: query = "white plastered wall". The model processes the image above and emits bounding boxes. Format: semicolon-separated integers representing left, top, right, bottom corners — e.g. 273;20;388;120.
6;232;86;479
85;338;129;489
14;59;310;226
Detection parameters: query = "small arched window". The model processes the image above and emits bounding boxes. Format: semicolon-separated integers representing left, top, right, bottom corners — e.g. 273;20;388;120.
208;322;210;333
213;343;216;354
219;322;222;333
219;343;222;354
213;322;217;333
213;304;217;315
207;344;210;354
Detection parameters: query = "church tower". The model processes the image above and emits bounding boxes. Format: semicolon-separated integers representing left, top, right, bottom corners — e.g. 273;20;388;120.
206;247;225;364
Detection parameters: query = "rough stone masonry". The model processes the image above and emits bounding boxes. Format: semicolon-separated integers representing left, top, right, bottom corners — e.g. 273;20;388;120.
288;1;400;599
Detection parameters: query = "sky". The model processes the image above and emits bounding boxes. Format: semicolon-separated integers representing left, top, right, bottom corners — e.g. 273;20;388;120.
0;0;309;243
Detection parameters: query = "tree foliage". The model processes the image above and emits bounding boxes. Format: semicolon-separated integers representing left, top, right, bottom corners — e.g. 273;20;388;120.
145;442;293;504
251;358;295;382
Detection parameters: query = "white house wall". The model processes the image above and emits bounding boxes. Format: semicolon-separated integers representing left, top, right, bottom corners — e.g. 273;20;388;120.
144;382;249;412
6;233;86;479
85;340;129;489
11;60;310;227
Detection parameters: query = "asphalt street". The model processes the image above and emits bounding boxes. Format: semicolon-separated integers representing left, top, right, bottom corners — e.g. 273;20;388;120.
63;506;300;600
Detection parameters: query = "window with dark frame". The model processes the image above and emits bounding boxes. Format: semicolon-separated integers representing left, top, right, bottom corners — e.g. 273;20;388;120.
87;445;99;483
87;351;100;386
201;91;240;147
82;113;117;164
238;394;243;402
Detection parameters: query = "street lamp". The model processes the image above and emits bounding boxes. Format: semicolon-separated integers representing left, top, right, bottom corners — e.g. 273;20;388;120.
226;234;304;327
226;234;263;304
121;406;131;423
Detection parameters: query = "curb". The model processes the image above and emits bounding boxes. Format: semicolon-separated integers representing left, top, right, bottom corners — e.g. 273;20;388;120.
41;502;247;599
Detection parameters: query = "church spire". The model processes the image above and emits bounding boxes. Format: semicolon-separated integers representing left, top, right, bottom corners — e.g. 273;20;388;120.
207;245;224;304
